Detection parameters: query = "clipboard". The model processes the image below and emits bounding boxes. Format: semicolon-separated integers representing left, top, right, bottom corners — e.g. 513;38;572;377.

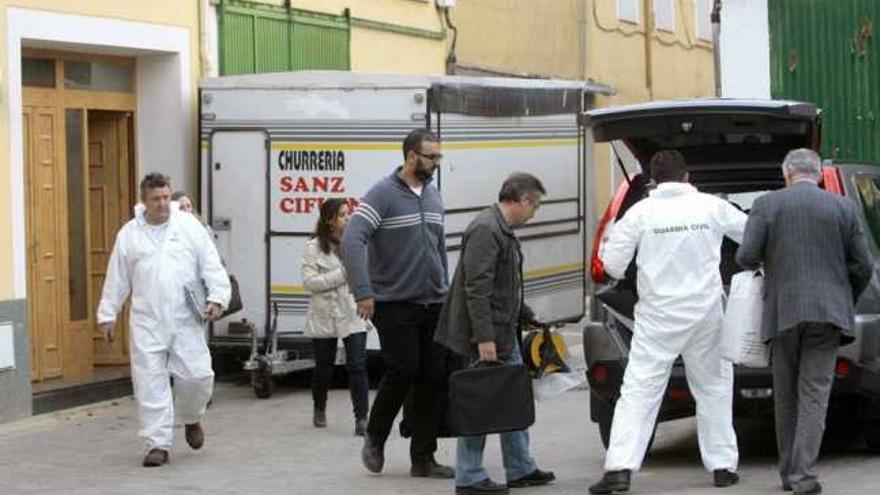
184;281;208;323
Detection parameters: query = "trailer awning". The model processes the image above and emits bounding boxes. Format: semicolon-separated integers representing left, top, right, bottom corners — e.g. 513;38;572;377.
430;82;609;117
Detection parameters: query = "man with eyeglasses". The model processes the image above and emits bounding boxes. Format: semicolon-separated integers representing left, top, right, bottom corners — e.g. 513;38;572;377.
342;128;454;479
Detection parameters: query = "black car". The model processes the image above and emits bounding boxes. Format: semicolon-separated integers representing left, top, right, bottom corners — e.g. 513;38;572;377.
580;99;880;452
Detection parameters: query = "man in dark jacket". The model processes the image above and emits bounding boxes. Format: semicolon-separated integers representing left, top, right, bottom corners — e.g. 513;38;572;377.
736;148;873;495
435;173;555;495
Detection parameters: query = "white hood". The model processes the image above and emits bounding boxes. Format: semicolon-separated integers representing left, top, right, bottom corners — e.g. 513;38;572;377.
134;201;181;226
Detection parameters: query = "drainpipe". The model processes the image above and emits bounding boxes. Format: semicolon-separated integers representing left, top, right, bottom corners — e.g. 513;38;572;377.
579;0;588;81
442;7;458;75
642;0;654;100
712;0;722;96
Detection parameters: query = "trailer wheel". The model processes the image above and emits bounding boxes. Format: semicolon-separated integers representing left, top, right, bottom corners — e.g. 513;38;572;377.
252;371;274;399
251;355;274;399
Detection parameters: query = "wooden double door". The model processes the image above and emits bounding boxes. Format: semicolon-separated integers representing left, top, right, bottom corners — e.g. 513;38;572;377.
23;106;134;382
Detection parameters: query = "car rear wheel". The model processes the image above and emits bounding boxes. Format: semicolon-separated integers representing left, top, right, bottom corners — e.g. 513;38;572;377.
595;402;656;452
865;419;880;453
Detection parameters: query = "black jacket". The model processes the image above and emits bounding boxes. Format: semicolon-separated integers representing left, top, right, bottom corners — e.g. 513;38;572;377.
434;204;534;360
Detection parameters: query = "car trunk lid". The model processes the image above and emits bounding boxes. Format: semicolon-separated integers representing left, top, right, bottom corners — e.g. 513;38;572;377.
581;99;821;193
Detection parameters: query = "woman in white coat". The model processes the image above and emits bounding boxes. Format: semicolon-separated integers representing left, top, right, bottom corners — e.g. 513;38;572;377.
301;198;370;435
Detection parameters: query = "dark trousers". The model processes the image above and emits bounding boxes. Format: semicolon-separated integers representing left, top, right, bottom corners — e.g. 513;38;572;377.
367;301;442;463
772;322;839;493
312;332;369;420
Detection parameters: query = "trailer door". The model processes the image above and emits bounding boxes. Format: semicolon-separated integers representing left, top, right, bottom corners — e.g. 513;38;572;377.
208;130;269;337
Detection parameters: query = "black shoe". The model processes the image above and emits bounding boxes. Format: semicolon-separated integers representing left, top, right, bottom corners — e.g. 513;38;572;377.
410;457;455;478
588;470;631;494
456;479;509;494
783;482;792;491
354;418;367;437
713;469;740;488
507;469;556;488
794;483;822;495
361;436;384;473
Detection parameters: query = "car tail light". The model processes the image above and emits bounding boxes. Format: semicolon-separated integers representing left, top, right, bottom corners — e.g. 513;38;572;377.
591;363;608;383
835;358;852;378
590;180;631;284
820;166;843;196
668;389;690;401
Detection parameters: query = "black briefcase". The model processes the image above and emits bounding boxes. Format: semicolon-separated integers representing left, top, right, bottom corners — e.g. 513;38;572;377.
447;362;535;436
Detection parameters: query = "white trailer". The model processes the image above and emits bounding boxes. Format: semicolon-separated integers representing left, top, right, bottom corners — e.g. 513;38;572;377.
199;71;605;397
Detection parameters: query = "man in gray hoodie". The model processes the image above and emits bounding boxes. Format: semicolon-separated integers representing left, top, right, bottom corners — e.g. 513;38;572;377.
341;128;453;478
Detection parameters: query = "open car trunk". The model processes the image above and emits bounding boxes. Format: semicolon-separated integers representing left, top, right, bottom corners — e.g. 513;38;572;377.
583;99;821;322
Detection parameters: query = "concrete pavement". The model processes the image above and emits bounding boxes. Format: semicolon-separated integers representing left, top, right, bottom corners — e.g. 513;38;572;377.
2;330;879;494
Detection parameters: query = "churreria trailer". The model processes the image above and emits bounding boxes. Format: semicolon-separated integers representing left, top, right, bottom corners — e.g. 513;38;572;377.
199;71;607;397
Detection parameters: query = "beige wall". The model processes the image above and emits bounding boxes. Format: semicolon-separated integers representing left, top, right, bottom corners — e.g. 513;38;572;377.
588;0;714;214
452;0;584;79
0;0;201;300
351;28;445;74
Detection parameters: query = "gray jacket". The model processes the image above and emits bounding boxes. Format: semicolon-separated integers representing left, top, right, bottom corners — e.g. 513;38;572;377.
340;168;448;303
736;181;873;343
434;204;535;360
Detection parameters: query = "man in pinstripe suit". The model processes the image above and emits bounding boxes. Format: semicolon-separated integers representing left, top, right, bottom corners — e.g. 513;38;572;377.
737;148;873;495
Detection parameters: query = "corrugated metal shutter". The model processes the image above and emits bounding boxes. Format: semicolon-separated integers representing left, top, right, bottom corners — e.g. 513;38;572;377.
218;0;350;76
769;0;880;163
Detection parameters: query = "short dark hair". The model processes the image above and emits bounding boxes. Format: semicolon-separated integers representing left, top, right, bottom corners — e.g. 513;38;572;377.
402;128;438;160
140;172;171;197
498;172;546;202
649;150;688;183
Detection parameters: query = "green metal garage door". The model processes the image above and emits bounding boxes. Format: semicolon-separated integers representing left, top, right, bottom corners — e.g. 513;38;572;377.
769;0;879;163
218;0;350;75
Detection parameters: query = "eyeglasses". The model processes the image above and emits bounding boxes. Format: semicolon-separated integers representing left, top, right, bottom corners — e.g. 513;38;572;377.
416;151;444;162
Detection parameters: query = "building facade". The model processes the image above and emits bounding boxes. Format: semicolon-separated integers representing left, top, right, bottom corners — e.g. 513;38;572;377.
0;0;203;423
452;0;716;211
0;0;456;425
205;0;449;77
0;0;722;424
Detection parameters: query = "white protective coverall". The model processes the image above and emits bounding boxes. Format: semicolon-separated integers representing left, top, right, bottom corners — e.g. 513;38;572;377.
599;182;746;472
97;203;230;451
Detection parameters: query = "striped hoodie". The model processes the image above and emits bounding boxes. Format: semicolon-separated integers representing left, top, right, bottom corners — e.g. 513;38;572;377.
340;168;449;303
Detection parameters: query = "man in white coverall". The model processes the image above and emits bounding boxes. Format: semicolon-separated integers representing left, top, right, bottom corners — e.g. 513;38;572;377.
97;172;230;467
589;150;746;494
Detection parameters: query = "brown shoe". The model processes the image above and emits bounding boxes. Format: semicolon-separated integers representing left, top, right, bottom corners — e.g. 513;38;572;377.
142;448;169;467
185;423;205;450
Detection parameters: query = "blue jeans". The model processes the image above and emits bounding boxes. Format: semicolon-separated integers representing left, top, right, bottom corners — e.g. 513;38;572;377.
455;347;538;487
